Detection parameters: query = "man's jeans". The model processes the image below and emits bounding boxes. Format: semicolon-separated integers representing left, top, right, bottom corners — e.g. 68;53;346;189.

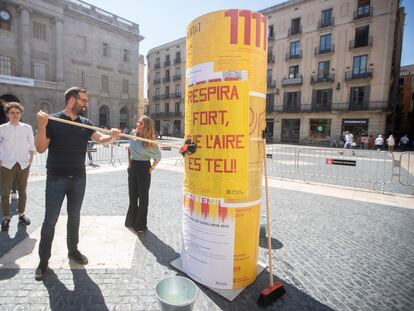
38;173;86;262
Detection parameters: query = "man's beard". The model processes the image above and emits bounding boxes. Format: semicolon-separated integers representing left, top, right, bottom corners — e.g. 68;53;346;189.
72;105;87;117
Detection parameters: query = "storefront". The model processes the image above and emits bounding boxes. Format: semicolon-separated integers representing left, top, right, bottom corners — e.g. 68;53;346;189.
309;119;331;139
341;118;369;146
265;119;274;141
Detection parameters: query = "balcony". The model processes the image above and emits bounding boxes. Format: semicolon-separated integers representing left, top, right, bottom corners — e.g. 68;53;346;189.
349;36;373;49
345;69;373;81
285;51;302;60
162;76;170;83
266;104;276;112
171;92;181;98
282;75;303;86
173;74;181;81
353;6;373;20
153;79;161;84
331;101;389;112
317;17;334;29
267;53;275;63
314;44;335;56
174;58;181;64
267;79;276;89
311;73;335;84
152;95;162;101
154;63;161;69
288;25;302;36
266;95;275;112
163;60;171;67
150;112;182;118
162;93;171;99
310;102;331;112
282;104;301;113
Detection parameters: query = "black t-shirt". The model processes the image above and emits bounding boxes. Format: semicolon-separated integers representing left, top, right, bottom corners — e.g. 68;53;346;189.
46;111;95;176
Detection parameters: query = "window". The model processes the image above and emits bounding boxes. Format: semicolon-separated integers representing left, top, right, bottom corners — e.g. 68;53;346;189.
34;63;46;80
165;55;170;66
175;52;181;63
268;25;274;39
155;103;160;113
119;107;129;129
289;65;299;79
123;49;129;62
352;55;368;76
290;41;300;57
80;71;85;87
290;18;301;35
122;79;129;94
354;26;369;48
76;35;86;53
0;9;11;31
155;87;160;96
165;86;170;97
350;86;370;108
284;91;301;112
165;103;169;113
175;84;180;94
321;8;333;27
102;43;109;57
101;75;109;91
175;102;180;113
319;34;332;52
156;72;160;80
318;61;330;80
155;57;160;68
309;119;331;139
165;69;170;79
356;0;371;18
314;89;332;110
0;56;12;75
175;67;180;76
33;21;46;40
267;69;273;85
99;106;110;128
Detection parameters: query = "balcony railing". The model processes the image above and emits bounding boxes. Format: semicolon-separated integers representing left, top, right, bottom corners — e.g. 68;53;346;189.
345;69;373;81
266;104;276;112
331;101;389;112
267;79;276;89
162;93;170;99
349;36;373;49
152;95;162;101
310;103;332;112
163;60;170;67
311;73;335;84
288;25;302;36
162;76;170;83
154;63;161;69
317;17;334;29
314;44;335;55
174;58;181;64
150;112;182;118
173;74;181;81
282;75;303;86
153;79;161;84
286;51;302;60
282;104;301;113
354;6;373;20
267;54;275;63
171;92;181;98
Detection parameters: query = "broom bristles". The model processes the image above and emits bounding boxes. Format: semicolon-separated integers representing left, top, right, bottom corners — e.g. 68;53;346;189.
258;281;285;306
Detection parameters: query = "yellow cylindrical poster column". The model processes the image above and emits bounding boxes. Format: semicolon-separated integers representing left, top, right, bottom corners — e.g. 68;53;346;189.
182;10;267;289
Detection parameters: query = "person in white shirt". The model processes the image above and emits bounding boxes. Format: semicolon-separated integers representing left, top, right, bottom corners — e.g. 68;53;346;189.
0;102;35;232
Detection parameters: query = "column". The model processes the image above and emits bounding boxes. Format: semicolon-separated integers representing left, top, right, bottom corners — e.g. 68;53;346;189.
18;6;31;77
54;18;64;82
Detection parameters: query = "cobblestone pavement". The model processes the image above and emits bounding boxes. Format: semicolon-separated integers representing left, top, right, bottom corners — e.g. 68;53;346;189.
1;165;414;310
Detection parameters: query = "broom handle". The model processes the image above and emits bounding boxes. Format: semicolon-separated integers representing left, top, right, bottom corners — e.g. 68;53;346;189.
263;138;273;286
47;116;181;150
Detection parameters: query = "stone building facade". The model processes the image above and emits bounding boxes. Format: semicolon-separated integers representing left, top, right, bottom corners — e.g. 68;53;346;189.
0;0;143;130
146;37;185;137
398;65;414;140
261;0;404;145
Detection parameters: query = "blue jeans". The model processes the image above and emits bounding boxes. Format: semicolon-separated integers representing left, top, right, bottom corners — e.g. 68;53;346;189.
38;173;86;262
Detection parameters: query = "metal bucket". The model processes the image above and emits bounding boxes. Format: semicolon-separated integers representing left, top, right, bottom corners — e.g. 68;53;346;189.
155;276;199;311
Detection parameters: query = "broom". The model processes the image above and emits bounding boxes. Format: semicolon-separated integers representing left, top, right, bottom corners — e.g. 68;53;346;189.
258;134;285;306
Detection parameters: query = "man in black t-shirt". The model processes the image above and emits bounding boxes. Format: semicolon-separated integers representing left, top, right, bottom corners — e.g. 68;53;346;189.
34;87;121;281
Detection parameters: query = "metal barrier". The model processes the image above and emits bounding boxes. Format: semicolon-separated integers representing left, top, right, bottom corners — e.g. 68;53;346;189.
399;152;414;186
265;146;396;192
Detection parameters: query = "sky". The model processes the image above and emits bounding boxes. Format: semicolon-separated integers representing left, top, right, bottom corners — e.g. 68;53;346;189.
85;0;414;66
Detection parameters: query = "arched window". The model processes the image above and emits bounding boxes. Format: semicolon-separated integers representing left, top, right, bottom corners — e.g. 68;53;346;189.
99;105;110;128
119;107;129;129
38;101;52;113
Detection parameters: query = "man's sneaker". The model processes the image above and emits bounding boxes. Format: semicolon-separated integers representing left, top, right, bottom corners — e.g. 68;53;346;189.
35;261;48;281
18;215;31;226
10;192;18;200
68;250;88;265
1;219;10;232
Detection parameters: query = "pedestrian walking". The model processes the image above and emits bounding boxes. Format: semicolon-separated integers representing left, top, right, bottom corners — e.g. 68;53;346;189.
398;134;410;151
0;102;35;232
360;133;368;150
386;134;395;152
125;116;161;233
375;134;384;151
34;87;121;281
340;131;355;155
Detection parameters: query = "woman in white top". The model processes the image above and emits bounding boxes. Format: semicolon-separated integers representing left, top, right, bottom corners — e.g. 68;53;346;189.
386;135;395;152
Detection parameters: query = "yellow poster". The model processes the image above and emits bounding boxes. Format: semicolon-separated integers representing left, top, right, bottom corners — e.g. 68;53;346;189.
185;80;249;198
